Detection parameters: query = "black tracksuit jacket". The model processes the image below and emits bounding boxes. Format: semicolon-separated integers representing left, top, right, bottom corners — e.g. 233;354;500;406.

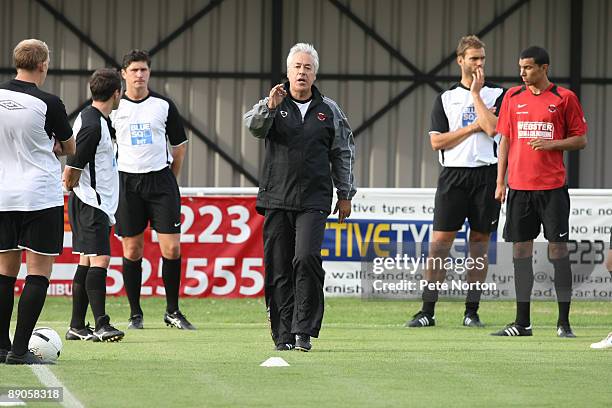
244;83;356;214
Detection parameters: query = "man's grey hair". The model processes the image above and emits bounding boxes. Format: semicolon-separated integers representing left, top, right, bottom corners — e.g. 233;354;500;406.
286;43;319;74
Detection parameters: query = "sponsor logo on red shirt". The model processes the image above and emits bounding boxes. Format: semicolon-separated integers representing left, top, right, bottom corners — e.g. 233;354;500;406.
517;121;554;139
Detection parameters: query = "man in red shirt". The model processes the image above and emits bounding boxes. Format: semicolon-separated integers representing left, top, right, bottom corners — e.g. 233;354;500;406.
493;46;587;337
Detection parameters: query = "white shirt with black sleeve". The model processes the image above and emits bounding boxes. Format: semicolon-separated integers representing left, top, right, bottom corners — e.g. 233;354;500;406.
0;79;73;211
67;106;119;225
430;82;505;167
110;91;187;174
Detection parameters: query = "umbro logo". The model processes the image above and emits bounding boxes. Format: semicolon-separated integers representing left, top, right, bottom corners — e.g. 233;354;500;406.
280;110;288;118
517;103;528;109
0;100;26;110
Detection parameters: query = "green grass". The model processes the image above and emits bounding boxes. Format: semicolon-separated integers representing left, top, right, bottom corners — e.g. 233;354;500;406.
1;298;612;407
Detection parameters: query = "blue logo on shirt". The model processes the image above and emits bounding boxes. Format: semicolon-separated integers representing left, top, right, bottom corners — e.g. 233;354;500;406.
130;123;153;145
462;106;476;127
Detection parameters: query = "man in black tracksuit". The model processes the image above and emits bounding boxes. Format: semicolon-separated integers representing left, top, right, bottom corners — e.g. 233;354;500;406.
244;43;356;352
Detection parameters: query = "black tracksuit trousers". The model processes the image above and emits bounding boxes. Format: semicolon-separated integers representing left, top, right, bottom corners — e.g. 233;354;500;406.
263;209;327;345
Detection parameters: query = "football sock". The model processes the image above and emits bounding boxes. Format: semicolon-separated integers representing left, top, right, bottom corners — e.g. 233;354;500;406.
552;256;572;324
513;256;533;327
86;267;107;325
123;258;143;317
162;257;181;314
421;287;438;315
12;275;49;355
0;274;17;350
465;288;482;315
70;264;89;329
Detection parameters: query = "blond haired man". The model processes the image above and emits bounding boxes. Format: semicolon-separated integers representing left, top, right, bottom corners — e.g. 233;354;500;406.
0;39;75;364
406;35;505;328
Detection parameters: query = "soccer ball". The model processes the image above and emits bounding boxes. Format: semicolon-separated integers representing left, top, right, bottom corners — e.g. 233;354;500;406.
29;327;62;363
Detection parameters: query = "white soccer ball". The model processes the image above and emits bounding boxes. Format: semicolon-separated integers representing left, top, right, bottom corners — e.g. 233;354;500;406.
29;327;62;363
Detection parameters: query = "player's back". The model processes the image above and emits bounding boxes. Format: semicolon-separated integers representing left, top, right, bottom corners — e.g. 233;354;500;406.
0;79;64;211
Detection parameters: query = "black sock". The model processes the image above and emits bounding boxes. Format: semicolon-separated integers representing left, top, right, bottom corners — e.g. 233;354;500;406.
421;287;438;315
465;289;482;315
0;274;17;350
513;257;534;327
162;257;181;313
86;267;107;324
12;275;49;355
552;256;572;324
70;265;89;329
123;258;143;316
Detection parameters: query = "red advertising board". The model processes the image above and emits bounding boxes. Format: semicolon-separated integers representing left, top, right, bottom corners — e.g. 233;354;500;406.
14;195;265;298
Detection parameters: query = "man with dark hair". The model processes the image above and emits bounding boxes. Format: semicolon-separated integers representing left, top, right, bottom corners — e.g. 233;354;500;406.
63;68;124;342
244;43;356;352
0;39;75;364
406;35;504;328
121;50;151;71
520;45;550;66
493;46;587;337
111;50;194;330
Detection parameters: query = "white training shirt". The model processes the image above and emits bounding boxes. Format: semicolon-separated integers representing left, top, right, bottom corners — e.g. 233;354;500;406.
291;98;312;121
66;106;119;225
0;79;73;211
430;82;505;167
111;90;187;174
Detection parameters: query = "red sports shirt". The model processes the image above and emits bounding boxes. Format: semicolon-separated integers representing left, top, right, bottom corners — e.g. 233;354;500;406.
496;83;587;190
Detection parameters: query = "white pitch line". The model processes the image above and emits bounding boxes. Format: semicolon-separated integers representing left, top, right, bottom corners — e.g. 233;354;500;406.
0;395;26;406
29;365;85;408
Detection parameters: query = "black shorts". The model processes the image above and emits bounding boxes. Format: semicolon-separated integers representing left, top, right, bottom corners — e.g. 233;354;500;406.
433;165;500;233
115;167;181;237
0;206;64;255
503;186;570;242
68;193;111;256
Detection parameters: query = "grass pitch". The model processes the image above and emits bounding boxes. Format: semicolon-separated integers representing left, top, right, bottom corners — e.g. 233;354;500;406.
1;297;611;407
